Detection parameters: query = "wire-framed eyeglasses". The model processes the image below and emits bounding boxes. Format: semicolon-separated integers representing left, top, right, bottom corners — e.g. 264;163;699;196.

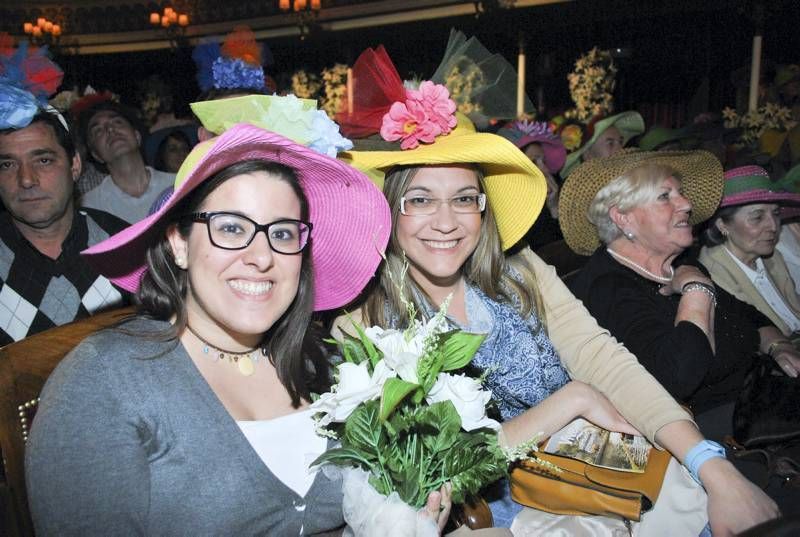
186;212;312;254
399;193;487;216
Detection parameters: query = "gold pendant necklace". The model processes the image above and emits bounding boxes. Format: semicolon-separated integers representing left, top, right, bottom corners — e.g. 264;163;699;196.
185;324;262;377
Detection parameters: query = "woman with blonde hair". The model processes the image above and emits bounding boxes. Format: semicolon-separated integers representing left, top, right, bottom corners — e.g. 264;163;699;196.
334;45;778;535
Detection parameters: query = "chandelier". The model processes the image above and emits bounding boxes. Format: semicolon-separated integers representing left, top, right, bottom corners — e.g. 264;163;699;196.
22;17;62;45
279;0;322;11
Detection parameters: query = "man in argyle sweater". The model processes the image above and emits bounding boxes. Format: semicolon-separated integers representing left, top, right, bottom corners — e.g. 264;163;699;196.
0;111;129;345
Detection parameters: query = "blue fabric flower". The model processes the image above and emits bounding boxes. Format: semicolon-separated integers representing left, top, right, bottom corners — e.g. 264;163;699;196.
211;58;265;91
309;109;353;157
0;82;40;130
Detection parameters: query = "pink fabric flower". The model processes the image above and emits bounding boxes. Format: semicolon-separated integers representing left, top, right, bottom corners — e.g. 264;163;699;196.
380;81;456;150
410;81;457;133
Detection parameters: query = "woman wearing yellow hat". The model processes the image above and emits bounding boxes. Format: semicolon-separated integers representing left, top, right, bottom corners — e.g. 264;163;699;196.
335;45;777;534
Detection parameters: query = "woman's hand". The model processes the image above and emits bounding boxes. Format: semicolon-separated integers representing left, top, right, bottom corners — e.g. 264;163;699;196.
577;383;642;436
772;345;800;377
420;483;452;534
701;457;780;536
658;264;714;296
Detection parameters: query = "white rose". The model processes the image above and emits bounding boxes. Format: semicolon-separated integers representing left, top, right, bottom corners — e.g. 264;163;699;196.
364;326;424;384
426;373;500;432
312;360;395;424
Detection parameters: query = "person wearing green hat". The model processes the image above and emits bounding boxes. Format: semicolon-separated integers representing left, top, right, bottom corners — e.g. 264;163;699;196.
700;165;800;340
560;111;645;177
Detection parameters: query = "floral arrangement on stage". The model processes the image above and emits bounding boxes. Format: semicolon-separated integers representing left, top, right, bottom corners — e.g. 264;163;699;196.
565;47;617;121
443;63;484;117
320;63;349;119
311;283;507;514
291;69;322;100
722;103;797;146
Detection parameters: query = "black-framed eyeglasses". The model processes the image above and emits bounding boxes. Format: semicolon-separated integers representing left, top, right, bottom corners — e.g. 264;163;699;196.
186;212;312;254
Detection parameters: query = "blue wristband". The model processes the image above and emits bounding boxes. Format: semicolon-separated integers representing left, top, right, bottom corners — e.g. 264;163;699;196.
684;440;726;484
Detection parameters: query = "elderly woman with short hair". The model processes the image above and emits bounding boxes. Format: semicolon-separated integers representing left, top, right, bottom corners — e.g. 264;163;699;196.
564;151;800;433
564;150;800;512
700;166;800;345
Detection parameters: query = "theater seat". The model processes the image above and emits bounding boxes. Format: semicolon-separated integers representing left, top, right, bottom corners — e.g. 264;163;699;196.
0;307;133;537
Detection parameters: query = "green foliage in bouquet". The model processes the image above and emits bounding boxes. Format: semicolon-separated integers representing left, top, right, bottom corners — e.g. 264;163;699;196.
312;303;508;508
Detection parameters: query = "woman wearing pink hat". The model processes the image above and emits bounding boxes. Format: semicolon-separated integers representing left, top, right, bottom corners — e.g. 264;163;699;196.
24;116;442;534
496;120;567;249
700;165;800;344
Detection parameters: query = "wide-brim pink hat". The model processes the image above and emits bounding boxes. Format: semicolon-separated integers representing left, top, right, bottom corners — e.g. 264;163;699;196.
720;165;800;219
82;123;391;311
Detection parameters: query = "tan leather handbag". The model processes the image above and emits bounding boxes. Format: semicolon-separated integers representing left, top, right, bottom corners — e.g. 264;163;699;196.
509;447;671;521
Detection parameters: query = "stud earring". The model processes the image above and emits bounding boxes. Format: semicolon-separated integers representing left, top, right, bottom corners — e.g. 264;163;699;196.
624;230;635;241
175;257;186;269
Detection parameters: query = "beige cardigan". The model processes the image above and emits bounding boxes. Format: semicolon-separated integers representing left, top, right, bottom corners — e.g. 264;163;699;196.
699;244;800;337
332;249;691;443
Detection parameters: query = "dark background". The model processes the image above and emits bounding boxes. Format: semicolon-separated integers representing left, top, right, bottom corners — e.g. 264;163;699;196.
48;0;800;126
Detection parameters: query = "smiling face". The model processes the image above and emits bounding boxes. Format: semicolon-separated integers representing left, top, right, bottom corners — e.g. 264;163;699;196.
0;121;80;234
168;171;304;348
87;110;141;164
624;176;694;256
394;166;483;293
717;203;781;267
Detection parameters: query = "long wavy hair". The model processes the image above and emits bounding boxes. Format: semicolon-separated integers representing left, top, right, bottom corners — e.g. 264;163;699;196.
363;164;545;330
136;159;329;405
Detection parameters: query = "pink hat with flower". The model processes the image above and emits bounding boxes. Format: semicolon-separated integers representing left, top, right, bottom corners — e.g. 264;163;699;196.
496;120;567;174
83;120;391;312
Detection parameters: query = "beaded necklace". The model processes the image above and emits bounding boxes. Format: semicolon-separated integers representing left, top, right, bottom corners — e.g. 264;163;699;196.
185;324;263;376
606;248;674;284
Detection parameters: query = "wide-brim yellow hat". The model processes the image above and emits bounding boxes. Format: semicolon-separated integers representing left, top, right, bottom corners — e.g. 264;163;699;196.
559;149;723;256
340;114;547;251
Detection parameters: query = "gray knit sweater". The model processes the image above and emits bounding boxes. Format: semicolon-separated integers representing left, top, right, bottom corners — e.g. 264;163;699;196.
26;317;344;536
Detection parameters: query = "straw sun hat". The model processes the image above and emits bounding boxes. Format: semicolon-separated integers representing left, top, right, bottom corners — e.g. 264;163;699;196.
559;149;724;256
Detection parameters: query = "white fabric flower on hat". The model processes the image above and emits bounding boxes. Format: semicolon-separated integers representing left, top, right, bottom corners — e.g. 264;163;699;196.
426;373;500;432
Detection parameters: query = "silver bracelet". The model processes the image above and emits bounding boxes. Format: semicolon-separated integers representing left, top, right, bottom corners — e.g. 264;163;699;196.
681;281;717;306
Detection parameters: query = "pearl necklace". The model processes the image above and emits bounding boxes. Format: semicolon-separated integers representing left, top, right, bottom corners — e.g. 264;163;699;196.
606;248;674;284
185;324;263;376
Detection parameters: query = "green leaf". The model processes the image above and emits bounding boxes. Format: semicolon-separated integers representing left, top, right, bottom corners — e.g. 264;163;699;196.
380;378;419;421
339;333;369;365
348;319;382;367
311;447;375;470
440;331;486;371
343;400;383;456
416;401;462;453
442;432;508;504
396;464;423;507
